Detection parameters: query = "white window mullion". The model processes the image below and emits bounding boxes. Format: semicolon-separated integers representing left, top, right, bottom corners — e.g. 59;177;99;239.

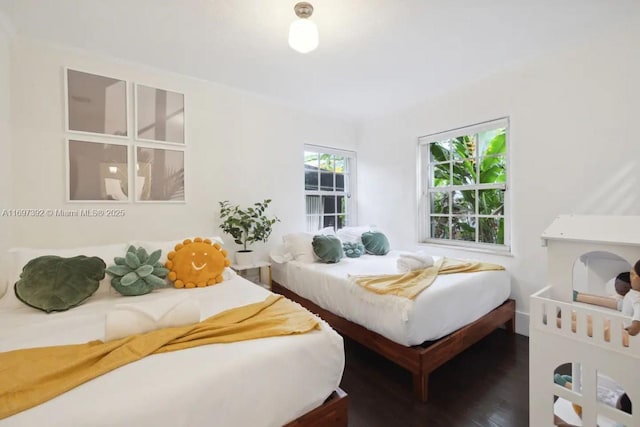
426;183;506;192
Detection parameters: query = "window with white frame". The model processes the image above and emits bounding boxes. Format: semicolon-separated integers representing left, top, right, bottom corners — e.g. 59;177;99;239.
304;145;356;232
418;118;509;250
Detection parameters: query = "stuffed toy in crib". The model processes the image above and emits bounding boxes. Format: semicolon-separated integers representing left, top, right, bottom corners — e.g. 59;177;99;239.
573;260;640;336
626;260;640;335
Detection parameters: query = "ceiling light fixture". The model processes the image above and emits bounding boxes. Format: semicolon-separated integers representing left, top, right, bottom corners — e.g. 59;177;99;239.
288;2;318;54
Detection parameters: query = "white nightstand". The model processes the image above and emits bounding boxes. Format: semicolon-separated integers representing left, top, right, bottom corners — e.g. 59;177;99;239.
230;261;272;290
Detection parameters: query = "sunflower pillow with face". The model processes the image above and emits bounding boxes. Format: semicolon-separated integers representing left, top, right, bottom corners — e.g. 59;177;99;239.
165;237;231;289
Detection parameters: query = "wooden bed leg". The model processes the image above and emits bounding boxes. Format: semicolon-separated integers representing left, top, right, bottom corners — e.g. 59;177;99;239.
505;316;516;334
412;372;429;402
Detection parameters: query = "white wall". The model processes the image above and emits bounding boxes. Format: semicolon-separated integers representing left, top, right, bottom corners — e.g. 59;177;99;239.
357;25;640;335
9;37;357;254
0;17;12;283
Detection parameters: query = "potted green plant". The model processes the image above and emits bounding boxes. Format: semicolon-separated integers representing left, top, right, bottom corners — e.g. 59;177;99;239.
218;199;280;265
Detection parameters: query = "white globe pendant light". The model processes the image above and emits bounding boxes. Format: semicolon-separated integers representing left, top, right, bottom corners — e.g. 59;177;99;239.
288;2;318;54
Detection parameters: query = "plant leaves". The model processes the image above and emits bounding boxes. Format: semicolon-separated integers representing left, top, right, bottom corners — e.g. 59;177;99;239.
153;266;169;277
136;247;149;264
125;252;141;269
114;257;126;265
143;274;167;288
147;249;162;265
121;271;139;286
106;265;132;277
135;264;154;278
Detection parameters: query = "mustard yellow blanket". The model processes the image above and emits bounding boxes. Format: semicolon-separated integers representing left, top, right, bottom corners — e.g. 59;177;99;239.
351;257;505;299
0;295;319;420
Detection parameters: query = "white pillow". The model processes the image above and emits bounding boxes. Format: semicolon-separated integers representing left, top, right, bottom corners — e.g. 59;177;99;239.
317;226;336;236
1;243;128;309
336;226;374;243
282;232;317;263
269;244;294;264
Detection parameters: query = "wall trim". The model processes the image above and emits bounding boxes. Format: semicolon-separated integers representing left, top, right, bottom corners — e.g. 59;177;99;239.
515;310;529;337
0;10;16;38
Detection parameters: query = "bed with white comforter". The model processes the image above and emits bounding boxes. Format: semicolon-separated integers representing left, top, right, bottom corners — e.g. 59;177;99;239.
0;276;345;427
272;251;510;346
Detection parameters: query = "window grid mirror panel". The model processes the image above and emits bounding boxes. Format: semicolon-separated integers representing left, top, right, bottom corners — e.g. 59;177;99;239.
304;146;355;233
67;139;130;202
418;118;509;251
135;84;185;145
66;69;128;138
135;146;185;202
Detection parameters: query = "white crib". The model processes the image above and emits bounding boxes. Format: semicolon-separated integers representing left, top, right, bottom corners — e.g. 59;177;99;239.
530;215;640;427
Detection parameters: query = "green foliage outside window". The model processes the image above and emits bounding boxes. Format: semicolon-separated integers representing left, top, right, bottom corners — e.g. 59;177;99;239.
429;128;506;245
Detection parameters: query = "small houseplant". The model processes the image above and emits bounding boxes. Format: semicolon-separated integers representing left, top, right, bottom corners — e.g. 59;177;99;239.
218;199;280;265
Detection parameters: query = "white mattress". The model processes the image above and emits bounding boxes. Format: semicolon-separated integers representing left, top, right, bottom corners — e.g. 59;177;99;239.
272;251;510;346
0;277;345;427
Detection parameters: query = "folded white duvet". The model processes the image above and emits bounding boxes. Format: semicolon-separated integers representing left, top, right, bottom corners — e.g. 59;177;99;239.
104;296;200;341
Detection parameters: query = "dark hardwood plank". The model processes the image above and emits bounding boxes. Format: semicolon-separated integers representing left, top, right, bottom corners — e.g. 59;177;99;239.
283;389;349;427
342;329;529;427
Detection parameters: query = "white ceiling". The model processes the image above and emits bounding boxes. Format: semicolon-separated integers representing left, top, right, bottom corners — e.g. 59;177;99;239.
0;0;637;119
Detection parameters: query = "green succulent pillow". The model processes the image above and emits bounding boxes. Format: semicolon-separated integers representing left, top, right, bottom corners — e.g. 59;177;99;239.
361;231;390;256
312;235;344;264
343;242;365;258
14;255;106;313
106;246;168;296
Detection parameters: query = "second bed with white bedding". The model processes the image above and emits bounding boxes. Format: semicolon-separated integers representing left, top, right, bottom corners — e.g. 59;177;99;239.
272;251;510;346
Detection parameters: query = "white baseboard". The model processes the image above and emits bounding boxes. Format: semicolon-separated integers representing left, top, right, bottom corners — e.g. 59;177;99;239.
514;310;529;337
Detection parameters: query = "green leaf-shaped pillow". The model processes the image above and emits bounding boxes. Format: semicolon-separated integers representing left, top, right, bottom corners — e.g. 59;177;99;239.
361;231;390;256
14;255;106;313
312;235;344;263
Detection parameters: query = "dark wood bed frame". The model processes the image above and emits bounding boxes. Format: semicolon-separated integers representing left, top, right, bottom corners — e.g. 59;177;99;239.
284;388;348;427
272;281;516;402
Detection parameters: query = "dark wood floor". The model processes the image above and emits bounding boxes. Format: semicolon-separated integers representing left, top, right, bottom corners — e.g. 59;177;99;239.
340;329;529;427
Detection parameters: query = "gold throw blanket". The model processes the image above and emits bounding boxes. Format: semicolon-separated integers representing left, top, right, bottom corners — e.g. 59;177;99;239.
352;257;505;299
0;295;319;420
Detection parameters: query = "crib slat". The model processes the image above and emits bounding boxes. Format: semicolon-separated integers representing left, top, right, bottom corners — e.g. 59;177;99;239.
609;317;624;350
576;311;588;340
591;312;606;346
561;306;572;335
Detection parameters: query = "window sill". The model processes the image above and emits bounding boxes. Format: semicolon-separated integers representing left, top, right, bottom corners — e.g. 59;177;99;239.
418;240;514;258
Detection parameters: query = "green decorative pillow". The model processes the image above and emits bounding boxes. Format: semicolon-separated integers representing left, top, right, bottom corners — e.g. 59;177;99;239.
343;242;365;258
106;246;169;296
312;235;344;263
14;255;106;313
361;231;390;255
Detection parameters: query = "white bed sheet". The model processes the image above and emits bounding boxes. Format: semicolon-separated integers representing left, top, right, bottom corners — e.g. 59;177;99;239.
0;277;345;427
272;251;510;346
